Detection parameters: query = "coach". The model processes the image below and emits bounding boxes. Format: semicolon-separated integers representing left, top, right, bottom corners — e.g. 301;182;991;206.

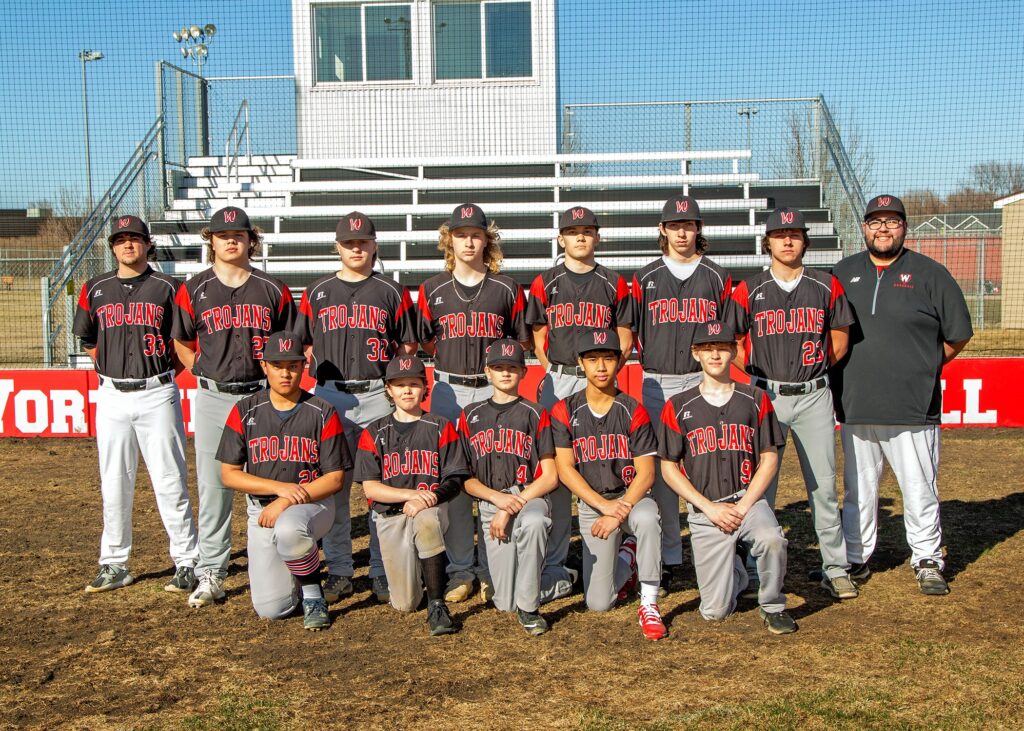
831;194;972;596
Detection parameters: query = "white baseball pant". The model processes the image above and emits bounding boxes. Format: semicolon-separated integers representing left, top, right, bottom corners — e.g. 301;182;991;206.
374;505;449;613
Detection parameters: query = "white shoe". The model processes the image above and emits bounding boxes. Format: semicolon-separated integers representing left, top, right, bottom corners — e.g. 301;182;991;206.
188;570;225;608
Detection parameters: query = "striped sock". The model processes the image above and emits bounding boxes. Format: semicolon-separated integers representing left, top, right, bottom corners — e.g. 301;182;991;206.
284;546;321;578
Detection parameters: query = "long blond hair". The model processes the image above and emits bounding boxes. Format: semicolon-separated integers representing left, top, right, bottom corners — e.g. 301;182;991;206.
437;221;504;274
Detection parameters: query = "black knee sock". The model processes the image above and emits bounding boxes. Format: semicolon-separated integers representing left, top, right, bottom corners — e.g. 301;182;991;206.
422;553;447;602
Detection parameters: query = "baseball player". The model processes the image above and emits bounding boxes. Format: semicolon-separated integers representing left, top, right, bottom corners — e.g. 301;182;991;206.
172;206;296;608
832;194;973;595
457;339;560;636
416;203;530;603
354;355;471;636
75;215;199;594
632;194;734;594
216;332;351;630
729;207;858;600
527;207;635;598
298;212;419;605
657;320;795;634
550;328;666;641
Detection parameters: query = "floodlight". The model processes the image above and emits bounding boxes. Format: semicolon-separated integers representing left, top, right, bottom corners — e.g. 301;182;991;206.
172;31;181;42
180;46;189;58
190;25;200;39
204;24;216;38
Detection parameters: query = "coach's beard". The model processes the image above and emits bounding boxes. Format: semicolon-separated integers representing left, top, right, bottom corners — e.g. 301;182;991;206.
866;237;905;261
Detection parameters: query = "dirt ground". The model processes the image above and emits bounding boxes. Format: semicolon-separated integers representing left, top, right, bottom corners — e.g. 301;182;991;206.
0;430;1021;730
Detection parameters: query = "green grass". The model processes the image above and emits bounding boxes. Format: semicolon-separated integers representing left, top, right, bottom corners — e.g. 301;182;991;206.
179;692;290;731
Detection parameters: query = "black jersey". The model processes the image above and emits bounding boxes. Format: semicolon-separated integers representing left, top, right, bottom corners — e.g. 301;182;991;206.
658;384;784;504
298;272;418;382
354;413;470;508
216;390;352;496
458;397;555;491
526;263;634;365
171;268;296;383
632;256;734;375
550;390;658;496
731;268;854;382
416;272;528;375
73;267;180;379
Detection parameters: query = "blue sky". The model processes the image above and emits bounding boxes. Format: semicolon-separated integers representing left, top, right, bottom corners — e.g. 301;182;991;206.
1;0;1021;209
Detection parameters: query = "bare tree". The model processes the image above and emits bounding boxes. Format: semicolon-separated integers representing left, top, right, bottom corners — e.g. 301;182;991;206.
968;161;1024;197
778;102;874;192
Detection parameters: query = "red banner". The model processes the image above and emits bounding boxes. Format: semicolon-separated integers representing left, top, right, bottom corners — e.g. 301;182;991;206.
0;359;1018;437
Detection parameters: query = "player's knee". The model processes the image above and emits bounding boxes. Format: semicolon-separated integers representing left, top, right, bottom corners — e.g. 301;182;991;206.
753;528;787;556
586;592;616;612
253;595;298;620
390;591;421;613
517;509;550;537
413;511;445;556
274;523;314;558
699;604;733;622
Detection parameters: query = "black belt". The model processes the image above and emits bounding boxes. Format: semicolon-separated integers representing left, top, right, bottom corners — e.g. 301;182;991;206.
550;364;584;378
751;376;828;397
372;502;404;517
198;377;265;395
440;373;489;388
100;372;174;392
319;379;380;394
600;488;627;500
251;495;277;506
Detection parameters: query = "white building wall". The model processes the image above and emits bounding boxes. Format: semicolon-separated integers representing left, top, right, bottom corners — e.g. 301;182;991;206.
292;0;558;158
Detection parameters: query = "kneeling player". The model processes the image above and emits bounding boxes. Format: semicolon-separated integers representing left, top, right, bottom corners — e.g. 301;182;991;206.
550;329;666;640
657;321;796;634
458;340;560;636
354;355;470;636
217;333;351;631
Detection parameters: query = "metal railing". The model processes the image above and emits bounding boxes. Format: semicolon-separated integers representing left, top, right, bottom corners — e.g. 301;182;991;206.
224;99;252;188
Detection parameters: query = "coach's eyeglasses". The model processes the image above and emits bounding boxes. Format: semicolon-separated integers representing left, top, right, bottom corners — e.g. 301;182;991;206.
865;218;904;231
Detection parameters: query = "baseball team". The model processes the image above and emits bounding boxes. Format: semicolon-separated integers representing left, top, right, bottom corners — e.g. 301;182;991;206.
74;192;972;639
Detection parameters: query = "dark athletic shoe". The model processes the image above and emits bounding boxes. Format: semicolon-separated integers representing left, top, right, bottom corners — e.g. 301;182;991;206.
914;560;949;596
427;599;456;636
323;574;354;603
759;608;798;635
372;575;391;603
302;598;331;631
849;562;871;582
85;564;134;593
164;565;196;593
820;574;859;600
517;609;550;636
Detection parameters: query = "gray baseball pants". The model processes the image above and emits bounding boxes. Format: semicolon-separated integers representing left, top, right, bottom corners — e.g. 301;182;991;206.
577;495;662;612
314;382;391;581
375;505;449;613
245;496;334;620
641;371;703;567
689;498;788;619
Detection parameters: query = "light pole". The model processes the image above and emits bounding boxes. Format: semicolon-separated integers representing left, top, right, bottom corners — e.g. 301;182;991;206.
172;23;216;77
737;106;759;173
79;50;104;210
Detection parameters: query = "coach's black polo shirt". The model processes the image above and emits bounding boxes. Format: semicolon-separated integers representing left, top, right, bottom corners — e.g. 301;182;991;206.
830;249;973;426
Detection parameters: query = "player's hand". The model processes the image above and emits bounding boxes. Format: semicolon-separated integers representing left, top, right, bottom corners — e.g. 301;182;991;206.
592;515;622;540
275;483;311;505
415;489;439;508
258;500;288;528
403;499;425;518
705;503;743;534
599;498;632;522
492;492;527;514
490;509;512;541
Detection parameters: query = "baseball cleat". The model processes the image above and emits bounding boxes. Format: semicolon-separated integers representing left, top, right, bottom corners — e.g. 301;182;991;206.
637;603;668;641
164;565;196;594
914;560;949;596
187;570;226;608
479;578;495;603
820;574;859;600
444;579;474;603
85;564;134;594
302;598;331;631
427;599;457;636
759;608;798;635
371;575;390;603
565;567;580;587
517;608;550;636
323;574;354;603
849;562;871;582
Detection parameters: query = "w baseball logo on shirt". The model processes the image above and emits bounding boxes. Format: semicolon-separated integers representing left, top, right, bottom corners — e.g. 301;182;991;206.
224;210;237;223
118;217;131;229
781;211;795;225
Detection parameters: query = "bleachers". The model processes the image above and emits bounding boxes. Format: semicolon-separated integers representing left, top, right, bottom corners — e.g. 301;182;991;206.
152;151;841;291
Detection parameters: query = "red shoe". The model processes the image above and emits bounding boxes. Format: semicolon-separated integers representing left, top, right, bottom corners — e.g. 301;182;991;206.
638;603;668;640
615;536;638;603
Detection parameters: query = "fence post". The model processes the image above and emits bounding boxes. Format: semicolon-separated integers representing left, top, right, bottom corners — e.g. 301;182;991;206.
156;62;167;210
64;279;76;366
41;276;51;367
977;237;985;328
176;71;186;165
197;77;209;157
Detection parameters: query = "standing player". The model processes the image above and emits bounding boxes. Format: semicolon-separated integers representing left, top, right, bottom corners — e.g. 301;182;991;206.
172;206;296;608
730;207;858;600
658;321;795;634
416;203;530;603
458;340;561;635
832;195;972;595
75;215;199;594
632;194;733;593
216;333;351;630
298;212;419;605
527;207;635;596
354;355;471;636
550;328;666;640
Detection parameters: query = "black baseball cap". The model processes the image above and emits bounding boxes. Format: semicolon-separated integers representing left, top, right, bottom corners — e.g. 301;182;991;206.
447;203;488;230
765;207;809;233
336;211;377;241
262;331;306;362
692;320;736;346
864;194;906;221
559;206;600;231
209;206;252;233
385;354;427;382
577;328;621;357
485;339;526;367
660;194;702;223
108;214;150;243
